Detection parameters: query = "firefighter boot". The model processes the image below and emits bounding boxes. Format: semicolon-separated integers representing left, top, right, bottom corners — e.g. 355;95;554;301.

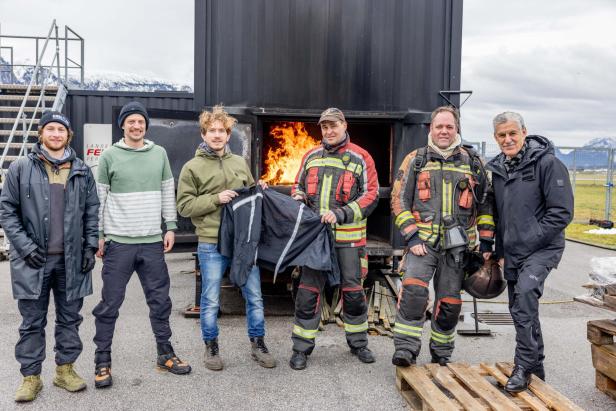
350;347;375;363
392;349;416;367
204;339;224;371
505;365;531;393
53;363;87;392
250;337;277;368
15;375;43;402
289;351;308;370
431;355;450;366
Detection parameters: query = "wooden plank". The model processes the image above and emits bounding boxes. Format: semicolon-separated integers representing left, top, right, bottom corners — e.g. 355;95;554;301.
496;362;584;411
587;320;616;345
604;295;616;309
447;363;521;411
373;281;382;314
384;274;399;295
595;370;616;401
480;363;548;411
591;343;616;382
367;286;375;325
425;364;487;411
396;366;459;411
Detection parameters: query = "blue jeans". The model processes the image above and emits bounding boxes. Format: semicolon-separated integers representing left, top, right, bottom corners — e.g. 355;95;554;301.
197;242;265;341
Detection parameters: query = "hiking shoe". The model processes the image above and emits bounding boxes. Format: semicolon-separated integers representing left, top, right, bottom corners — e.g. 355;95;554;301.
157;353;192;375
250;337;277;368
94;366;112;389
53;363;86;392
289;350;307;370
392;350;416;367
204;339;224;371
15;375;42;402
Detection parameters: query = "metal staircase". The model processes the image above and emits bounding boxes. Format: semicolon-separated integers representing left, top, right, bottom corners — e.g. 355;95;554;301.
0;19;82;258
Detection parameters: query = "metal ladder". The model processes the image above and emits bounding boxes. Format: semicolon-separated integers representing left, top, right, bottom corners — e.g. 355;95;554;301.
0;19;68;186
0;20;70;258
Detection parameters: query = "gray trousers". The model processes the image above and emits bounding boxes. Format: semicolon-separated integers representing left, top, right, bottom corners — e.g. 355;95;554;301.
16;254;84;376
394;247;463;360
292;247;368;353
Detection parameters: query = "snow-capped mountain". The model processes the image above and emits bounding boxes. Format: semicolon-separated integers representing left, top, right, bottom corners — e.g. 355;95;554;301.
556;137;616;169
0;57;192;92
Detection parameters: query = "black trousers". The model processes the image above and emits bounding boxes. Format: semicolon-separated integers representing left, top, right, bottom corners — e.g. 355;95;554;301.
92;241;172;365
16;254;84;376
508;259;551;370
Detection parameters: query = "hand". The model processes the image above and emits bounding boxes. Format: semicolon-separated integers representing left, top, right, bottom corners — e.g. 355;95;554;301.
218;190;238;204
482;252;492;262
96;239;105;258
163;231;175;253
498;258;504;268
409;243;427;256
24;247;45;269
257;179;268;190
321;210;337;224
82;248;96;272
292;194;304;202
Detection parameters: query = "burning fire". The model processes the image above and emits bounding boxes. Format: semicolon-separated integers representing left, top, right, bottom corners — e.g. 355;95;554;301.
261;122;321;185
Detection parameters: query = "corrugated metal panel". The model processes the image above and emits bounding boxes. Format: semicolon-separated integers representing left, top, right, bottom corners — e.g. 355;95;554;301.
194;0;462;111
63;90;194;155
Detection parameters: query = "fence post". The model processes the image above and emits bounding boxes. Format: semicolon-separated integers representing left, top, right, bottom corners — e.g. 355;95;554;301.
606;148;614;221
571;149;577;195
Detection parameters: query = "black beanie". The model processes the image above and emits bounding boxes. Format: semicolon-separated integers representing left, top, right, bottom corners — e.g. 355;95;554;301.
39;110;71;131
118;101;149;130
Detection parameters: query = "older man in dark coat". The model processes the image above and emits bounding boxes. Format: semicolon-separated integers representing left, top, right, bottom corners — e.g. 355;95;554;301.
487;111;573;393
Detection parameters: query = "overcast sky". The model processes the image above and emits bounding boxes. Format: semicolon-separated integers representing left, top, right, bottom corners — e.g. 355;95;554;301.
1;0;614;146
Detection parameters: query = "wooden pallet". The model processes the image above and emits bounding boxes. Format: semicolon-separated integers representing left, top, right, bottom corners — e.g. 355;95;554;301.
396;361;583;411
587;319;616;400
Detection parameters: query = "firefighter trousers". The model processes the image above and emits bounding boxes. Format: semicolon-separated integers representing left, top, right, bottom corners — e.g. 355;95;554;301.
292;247;368;354
394;246;464;360
508;259;550;371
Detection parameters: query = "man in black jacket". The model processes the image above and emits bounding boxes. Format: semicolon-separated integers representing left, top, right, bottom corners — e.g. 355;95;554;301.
0;111;99;402
487;112;573;393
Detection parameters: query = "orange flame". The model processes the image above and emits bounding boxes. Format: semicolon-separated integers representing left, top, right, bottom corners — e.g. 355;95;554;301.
261;122;321;185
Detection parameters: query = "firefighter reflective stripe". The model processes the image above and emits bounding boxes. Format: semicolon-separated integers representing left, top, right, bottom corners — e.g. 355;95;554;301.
293;325;319;339
360;255;368;272
344;322;368;333
421;163;472;173
430;329;455;344
335;220;367;242
348;201;363;222
395;210;414;227
393;323;423;337
319;174;333;215
442;179;453;217
477;215;495;226
306;157;363;175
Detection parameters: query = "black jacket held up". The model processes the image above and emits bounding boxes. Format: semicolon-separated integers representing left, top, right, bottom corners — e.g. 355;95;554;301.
218;186;339;287
487;135;574;280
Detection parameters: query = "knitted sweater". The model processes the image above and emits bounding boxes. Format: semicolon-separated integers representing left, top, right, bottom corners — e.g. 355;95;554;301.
97;139;177;244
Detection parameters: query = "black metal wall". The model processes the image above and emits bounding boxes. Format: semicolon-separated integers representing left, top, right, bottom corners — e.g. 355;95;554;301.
63;90;195;156
194;0;463;112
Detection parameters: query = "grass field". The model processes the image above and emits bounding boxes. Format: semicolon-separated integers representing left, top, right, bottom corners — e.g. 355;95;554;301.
565;172;616;248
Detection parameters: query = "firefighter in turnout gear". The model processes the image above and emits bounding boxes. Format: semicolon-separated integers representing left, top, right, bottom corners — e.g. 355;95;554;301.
391;106;495;367
289;108;379;370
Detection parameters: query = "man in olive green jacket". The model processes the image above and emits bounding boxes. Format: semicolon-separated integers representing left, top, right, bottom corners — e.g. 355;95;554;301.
177;105;276;371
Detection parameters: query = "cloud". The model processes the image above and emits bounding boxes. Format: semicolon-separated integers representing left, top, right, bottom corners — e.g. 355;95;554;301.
461;0;616;146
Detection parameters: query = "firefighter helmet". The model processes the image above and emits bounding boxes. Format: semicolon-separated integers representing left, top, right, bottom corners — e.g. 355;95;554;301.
463;254;506;299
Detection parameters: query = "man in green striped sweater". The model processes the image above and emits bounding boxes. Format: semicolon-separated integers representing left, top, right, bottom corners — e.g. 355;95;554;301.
92;101;191;388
